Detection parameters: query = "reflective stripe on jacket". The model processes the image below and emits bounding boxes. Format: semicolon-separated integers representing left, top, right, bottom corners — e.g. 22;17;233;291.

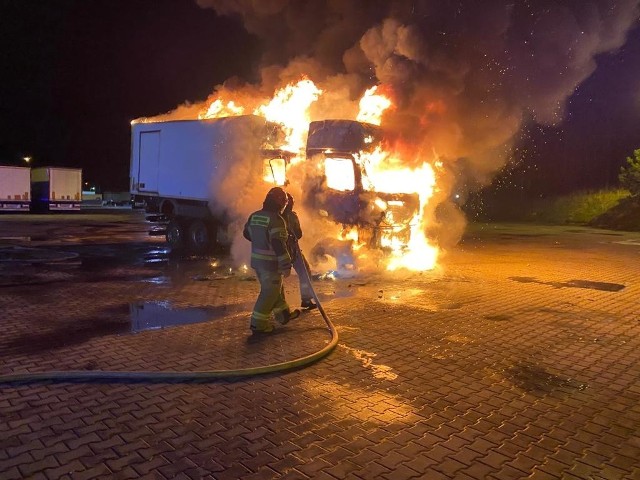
243;209;290;271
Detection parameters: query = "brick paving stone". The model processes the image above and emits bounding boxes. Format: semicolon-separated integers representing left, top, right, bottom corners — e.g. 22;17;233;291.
479;450;512;470
269;454;305;476
108;466;140;480
131;456;167;476
506;453;545;475
18;455;60;477
319;446;355;466
68;464;113;480
432;457;468;477
449;446;485;467
350;460;392;479
526;467;561;479
323;459;361;479
294;458;334;477
241;451;279;472
3;218;640;479
561;437;593;456
105;453;146;472
44;460;86;480
492;464;532;479
460;461;501;479
424;444;457;463
369;439;401;457
1;451;35;471
1;467;23;480
599;464;634;479
380;465;421;480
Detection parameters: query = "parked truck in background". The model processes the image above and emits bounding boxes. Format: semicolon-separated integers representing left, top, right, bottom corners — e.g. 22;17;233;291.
0;166;31;211
129;115;291;254
31;167;82;212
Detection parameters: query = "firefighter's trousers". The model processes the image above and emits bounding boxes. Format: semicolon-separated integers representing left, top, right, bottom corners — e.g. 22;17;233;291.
293;252;313;303
251;269;290;329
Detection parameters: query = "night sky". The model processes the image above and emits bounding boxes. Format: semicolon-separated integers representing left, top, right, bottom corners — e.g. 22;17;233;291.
1;0;639;195
1;0;260;191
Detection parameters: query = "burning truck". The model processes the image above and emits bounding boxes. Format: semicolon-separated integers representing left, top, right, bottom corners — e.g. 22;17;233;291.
130;117;423;260
130;79;439;271
303;119;420;251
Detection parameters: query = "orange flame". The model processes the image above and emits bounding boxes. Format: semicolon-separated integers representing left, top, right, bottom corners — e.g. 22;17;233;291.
359;146;438;271
356;86;392;126
199;99;245;119
254;78;322;153
192;80;441;272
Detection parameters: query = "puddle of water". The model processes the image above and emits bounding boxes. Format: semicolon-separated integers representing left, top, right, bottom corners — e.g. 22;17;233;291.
510;276;625;292
504;362;588;394
130;301;220;332
339;343;398;380
510;276;537;284
0;246;79;263
564;280;625;292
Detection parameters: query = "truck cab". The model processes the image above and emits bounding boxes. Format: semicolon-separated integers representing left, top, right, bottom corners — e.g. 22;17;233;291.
303;120;420;249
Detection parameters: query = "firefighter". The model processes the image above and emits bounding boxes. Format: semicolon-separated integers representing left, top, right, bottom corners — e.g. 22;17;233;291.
243;187;301;333
283;193;317;310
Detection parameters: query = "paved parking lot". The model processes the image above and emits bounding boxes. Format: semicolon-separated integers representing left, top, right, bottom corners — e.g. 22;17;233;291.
1;210;640;479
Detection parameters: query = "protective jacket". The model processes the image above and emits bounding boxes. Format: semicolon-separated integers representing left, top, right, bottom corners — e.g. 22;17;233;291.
283;210;302;261
243;209;291;272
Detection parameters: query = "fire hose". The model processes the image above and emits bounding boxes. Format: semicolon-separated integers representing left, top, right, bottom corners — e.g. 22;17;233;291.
0;246;338;384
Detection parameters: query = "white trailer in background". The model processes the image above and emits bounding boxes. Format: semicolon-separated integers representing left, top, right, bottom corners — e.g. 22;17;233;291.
0;166;31;211
130;115;290;254
31;167;82;212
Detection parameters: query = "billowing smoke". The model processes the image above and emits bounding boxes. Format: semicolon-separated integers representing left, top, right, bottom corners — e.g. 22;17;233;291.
143;1;640;269
197;0;638;178
191;0;639;261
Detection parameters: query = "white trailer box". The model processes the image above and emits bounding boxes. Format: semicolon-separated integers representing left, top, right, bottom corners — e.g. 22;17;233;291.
0;166;31;211
130;115;290;253
31;167;82;212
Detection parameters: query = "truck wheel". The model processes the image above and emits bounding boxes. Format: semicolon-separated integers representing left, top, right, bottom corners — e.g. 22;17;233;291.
187;219;214;255
166;219;185;251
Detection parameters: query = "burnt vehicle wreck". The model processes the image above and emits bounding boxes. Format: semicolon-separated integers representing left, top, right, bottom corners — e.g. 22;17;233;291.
303;119;420;251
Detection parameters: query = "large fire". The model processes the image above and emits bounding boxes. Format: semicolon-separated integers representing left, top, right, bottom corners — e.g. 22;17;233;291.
198;77;440;271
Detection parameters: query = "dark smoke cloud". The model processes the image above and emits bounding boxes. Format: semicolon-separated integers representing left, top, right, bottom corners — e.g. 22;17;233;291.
197;0;639;187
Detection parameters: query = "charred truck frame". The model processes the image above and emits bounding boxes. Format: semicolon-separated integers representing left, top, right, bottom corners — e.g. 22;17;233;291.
303;120;420;250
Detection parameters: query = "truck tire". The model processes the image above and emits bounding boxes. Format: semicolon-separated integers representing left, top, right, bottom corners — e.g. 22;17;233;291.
166;219;185;251
187;219;214;255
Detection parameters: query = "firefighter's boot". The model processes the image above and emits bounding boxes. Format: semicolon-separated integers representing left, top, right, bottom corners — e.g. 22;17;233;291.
275;308;301;325
250;323;274;334
301;299;317;310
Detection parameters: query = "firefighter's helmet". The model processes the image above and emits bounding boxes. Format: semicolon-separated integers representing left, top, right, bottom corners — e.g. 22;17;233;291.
265;187;288;211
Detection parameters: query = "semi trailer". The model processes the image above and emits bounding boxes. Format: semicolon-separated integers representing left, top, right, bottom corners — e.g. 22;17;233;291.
129;115;291;254
30;167;82;212
0;166;31;211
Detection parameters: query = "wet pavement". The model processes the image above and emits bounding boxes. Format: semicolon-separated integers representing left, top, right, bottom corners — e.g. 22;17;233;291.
1;210;640;479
